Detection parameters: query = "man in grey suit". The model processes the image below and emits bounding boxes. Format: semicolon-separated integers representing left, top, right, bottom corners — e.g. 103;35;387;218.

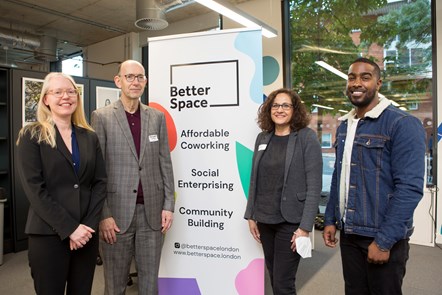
91;60;175;295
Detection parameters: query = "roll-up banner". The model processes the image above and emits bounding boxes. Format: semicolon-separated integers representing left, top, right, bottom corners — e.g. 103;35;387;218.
149;28;264;295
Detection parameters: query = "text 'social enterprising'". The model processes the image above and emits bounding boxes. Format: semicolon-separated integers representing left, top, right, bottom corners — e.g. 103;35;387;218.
178;168;234;192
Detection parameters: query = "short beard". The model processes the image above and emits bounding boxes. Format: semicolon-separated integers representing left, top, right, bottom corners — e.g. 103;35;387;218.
346;88;377;108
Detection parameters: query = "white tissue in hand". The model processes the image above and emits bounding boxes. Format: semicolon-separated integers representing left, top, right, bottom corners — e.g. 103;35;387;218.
296;236;312;258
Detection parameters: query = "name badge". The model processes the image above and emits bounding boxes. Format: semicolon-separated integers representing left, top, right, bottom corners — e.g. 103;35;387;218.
258;144;267;151
149;134;158;142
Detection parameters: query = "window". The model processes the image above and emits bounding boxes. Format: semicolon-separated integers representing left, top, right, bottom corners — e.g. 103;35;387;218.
321;133;332;148
408;102;419;110
288;0;434;190
385;49;397;62
411;48;425;66
62;56;83;77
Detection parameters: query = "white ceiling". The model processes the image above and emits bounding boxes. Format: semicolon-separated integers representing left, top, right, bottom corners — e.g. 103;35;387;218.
0;0;215;68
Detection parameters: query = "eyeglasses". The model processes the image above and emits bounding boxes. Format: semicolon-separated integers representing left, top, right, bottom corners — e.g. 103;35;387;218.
46;89;78;98
122;74;147;83
271;103;293;110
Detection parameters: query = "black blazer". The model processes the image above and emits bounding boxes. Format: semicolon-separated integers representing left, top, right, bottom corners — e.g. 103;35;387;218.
244;128;322;231
17;125;107;240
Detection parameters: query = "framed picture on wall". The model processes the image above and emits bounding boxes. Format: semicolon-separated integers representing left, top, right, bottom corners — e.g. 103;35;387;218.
22;77;85;125
76;83;85;110
22;77;44;125
96;86;120;109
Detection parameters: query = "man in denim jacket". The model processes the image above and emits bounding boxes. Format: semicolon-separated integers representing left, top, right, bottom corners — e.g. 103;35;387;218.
323;58;426;295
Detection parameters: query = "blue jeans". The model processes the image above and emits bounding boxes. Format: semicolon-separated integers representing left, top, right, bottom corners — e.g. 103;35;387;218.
258;222;301;295
340;231;409;295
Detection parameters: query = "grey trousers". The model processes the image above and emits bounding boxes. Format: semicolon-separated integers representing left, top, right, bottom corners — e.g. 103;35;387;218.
100;204;163;295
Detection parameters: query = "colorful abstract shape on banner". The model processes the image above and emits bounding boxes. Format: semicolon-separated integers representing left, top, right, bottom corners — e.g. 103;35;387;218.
235;258;265;295
159;278;201;295
149;101;178;151
236;142;253;199
263;56;279;86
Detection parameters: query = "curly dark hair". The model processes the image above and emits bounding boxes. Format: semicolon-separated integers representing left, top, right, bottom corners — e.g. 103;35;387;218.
257;88;310;132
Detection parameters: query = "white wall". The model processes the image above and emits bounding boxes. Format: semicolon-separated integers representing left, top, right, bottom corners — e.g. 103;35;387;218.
83;32;140;80
413;0;442;246
435;0;442;245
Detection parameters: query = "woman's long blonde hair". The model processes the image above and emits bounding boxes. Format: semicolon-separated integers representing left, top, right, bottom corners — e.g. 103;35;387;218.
17;72;93;148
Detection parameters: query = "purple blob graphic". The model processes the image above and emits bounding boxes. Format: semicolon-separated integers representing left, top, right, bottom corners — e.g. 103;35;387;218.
158;277;201;295
235;258;265;295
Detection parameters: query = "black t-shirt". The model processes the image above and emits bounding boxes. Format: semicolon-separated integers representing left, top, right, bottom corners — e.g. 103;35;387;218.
254;134;289;224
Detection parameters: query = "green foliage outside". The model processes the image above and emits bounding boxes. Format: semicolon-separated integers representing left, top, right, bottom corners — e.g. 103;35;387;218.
290;0;432;114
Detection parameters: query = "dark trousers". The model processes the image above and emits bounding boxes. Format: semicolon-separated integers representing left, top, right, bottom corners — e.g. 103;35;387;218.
28;233;99;295
340;231;409;295
258;222;301;295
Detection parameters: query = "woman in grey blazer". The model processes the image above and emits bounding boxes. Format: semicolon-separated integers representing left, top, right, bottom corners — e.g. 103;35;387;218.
244;88;322;295
16;73;107;295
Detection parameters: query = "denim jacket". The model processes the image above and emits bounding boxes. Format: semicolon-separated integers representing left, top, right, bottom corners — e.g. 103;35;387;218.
324;96;426;250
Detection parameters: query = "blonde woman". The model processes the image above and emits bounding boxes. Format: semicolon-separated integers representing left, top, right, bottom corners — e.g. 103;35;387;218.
16;72;107;294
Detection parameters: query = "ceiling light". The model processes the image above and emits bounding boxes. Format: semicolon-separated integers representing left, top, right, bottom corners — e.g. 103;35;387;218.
195;0;277;38
312;103;334;110
315;61;348;79
298;45;354;55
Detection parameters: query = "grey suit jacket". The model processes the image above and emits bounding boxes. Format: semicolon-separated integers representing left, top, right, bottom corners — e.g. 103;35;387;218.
91;99;175;232
244;128;322;231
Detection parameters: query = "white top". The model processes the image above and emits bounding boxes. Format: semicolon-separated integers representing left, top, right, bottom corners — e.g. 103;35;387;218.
341;115;360;221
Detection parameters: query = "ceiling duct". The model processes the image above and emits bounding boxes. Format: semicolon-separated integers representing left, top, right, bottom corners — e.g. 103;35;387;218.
34;35;58;62
135;0;169;30
0;28;40;51
0;28;57;62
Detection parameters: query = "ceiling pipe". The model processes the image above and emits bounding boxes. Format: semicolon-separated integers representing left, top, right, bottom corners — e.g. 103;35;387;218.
135;0;169;30
34;35;58;62
0;27;40;51
0;28;57;62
